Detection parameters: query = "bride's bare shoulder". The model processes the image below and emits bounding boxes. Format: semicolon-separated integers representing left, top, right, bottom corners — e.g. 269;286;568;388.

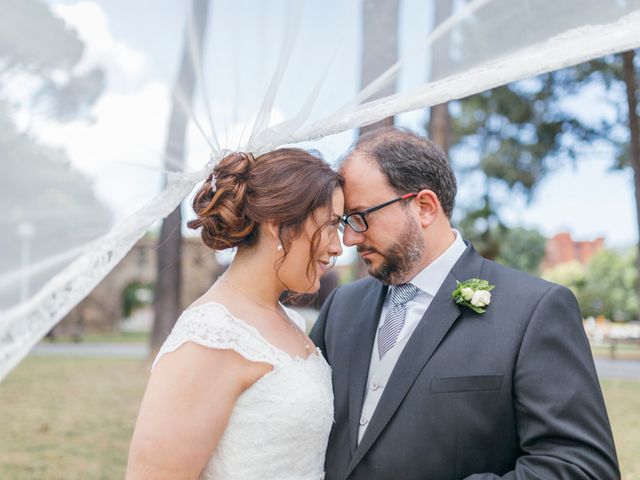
186;288;229;311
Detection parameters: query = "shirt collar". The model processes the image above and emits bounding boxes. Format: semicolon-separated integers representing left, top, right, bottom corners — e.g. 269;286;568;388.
409;229;466;297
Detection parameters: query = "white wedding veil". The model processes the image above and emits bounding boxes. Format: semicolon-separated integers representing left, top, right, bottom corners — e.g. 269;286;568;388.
1;0;640;381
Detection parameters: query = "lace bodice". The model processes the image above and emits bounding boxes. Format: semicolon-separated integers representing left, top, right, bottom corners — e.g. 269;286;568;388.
153;302;334;480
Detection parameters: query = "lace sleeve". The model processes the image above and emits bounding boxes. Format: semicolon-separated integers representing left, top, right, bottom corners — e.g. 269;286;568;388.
152;302;287;370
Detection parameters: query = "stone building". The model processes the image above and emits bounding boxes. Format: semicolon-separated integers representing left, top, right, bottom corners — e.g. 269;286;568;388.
55;236;221;335
542;232;605;271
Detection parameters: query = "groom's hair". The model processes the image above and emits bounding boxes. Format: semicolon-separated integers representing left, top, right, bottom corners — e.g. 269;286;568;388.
341;127;457;219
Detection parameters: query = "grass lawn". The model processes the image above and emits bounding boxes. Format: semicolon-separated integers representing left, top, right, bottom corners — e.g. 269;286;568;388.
0;357;638;479
0;357;149;480
602;379;640;480
42;331;150;344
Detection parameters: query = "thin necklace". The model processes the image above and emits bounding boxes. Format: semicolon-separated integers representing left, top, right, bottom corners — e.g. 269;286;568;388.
217;277;312;353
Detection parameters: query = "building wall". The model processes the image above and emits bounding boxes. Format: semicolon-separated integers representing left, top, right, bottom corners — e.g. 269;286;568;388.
542;232;605;271
55;236;221;335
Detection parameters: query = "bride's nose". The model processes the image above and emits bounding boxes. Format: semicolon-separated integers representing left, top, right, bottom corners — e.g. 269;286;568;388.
328;231;343;257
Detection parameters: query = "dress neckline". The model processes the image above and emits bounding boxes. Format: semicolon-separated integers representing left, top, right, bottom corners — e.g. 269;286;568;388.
185;300;321;363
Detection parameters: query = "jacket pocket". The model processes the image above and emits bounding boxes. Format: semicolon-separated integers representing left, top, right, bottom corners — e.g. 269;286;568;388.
430;374;503;393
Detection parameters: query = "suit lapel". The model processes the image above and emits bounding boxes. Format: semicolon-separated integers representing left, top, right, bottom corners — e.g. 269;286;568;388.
345;244;484;477
347;280;388;456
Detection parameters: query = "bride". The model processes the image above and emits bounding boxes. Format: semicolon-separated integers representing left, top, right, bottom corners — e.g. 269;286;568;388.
126;149;344;479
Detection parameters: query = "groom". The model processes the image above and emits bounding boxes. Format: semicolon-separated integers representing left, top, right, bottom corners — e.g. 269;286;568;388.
310;127;619;479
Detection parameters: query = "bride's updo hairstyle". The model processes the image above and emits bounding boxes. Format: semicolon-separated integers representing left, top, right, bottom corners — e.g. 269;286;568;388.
188;148;342;273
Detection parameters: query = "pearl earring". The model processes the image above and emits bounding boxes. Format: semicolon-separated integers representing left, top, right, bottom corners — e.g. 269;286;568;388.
277;244;283;252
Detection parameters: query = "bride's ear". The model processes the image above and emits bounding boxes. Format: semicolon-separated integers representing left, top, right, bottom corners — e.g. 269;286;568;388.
263;222;283;250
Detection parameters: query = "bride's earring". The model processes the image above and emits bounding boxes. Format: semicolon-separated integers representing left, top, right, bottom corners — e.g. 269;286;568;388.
277;244;283;252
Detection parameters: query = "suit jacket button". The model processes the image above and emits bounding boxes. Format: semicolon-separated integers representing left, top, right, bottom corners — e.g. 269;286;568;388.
359;416;368;426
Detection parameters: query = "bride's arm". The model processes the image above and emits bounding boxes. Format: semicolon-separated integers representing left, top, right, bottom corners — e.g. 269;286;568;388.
125;343;271;479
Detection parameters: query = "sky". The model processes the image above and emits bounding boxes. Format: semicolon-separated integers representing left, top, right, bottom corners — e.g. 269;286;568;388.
28;0;640;254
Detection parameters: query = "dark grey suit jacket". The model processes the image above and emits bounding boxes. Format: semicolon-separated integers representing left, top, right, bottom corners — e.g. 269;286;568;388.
310;244;619;480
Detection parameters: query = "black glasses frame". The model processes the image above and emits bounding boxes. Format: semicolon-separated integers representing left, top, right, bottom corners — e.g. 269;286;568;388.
340;192;417;233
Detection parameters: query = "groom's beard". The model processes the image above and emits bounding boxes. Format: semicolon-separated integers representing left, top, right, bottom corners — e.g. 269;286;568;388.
358;216;424;285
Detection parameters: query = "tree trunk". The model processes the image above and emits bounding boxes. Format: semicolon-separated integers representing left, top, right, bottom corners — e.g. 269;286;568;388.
358;0;400;137
428;103;451;154
427;0;453;156
151;0;210;353
622;50;640;317
354;0;400;279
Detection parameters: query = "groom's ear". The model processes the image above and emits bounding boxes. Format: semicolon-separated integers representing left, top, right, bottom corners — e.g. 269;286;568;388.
415;189;440;228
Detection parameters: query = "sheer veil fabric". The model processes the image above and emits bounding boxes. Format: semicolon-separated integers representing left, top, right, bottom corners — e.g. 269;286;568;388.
2;0;640;380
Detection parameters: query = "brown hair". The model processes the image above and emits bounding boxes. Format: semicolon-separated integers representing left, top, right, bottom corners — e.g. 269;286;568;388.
341;126;457;219
187;148;343;282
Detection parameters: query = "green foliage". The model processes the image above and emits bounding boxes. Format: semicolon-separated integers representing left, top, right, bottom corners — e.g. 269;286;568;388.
0;0;105;121
0;1;111;297
451;278;495;314
543;250;638;322
496;227;547;275
543;261;587;297
580;249;638;322
451;74;600;196
456;200;546;274
122;281;154;318
0;0;83;71
0;97;113;272
456;193;506;260
449;52;639;283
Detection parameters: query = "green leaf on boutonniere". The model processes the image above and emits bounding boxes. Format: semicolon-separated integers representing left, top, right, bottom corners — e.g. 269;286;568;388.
451;278;495;314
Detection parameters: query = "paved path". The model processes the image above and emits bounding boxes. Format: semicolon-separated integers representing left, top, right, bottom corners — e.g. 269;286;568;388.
30;343;640;380
594;359;640;380
31;342;149;359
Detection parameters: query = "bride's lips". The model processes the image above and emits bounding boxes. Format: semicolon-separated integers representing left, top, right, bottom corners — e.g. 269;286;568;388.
317;259;331;274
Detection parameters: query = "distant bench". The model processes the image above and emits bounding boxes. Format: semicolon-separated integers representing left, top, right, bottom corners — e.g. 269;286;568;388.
605;337;640;359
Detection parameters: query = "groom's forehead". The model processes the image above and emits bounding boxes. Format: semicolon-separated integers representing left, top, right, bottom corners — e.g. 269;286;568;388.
342;152;395;208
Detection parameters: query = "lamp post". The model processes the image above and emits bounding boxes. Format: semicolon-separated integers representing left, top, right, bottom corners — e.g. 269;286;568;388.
17;221;35;303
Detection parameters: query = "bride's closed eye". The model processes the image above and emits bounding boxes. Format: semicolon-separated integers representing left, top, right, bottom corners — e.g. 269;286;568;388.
324;216;342;233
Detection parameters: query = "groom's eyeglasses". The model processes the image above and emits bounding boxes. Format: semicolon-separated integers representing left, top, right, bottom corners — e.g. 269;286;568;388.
339;193;418;233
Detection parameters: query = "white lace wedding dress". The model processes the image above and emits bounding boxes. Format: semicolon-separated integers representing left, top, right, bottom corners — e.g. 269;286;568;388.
152;301;334;480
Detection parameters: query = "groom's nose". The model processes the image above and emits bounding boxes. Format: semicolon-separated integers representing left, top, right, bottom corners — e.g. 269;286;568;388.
342;225;364;247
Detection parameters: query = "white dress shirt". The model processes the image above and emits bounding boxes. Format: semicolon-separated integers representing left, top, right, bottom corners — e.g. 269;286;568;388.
377;229;467;345
358;229;467;443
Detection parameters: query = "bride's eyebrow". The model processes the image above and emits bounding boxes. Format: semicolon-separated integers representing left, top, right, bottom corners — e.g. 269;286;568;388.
322;214;342;225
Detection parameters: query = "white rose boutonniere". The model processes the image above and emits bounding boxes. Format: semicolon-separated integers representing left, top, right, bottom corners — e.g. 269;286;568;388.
452;278;495;314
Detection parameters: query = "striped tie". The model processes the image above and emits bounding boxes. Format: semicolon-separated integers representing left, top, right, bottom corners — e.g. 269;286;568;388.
378;283;420;359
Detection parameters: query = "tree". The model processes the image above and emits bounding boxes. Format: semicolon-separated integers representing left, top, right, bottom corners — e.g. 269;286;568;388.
350;0;401;280
543;249;638;322
542;261;586;299
358;0;400;137
449;49;640;295
427;0;453;155
621;51;640;297
0;0;105;121
0;0;108;306
581;249;638;322
151;0;210;353
496;227;547;275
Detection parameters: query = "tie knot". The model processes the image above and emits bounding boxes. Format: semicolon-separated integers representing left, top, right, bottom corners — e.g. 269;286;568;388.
390;283;420;306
